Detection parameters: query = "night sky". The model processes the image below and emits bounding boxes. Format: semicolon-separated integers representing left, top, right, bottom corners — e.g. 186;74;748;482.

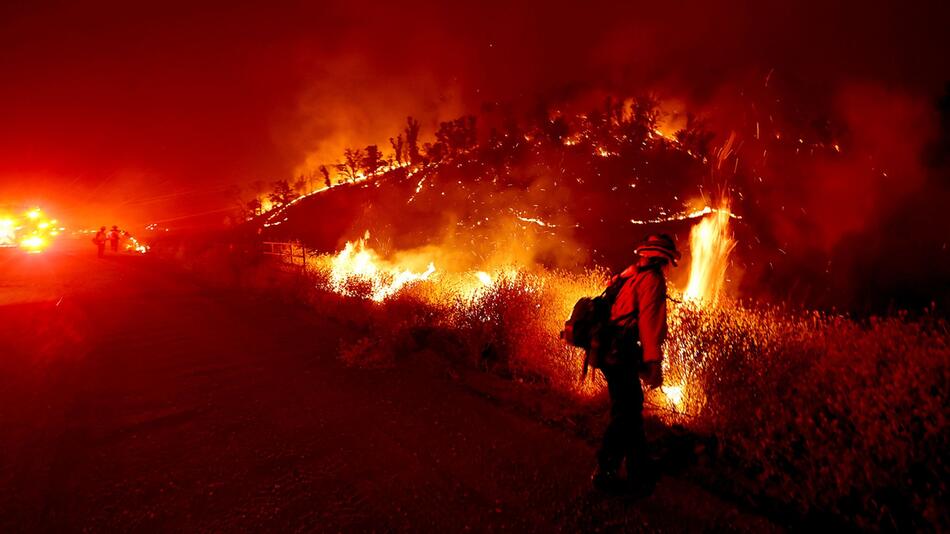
1;0;948;226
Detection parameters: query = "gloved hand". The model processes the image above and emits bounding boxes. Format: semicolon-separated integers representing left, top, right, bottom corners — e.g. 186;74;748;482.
640;360;663;389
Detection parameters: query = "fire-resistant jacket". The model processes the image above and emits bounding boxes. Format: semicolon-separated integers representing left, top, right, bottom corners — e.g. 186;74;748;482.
609;264;668;363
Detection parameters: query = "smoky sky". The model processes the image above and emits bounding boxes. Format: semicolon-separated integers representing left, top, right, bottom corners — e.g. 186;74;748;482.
1;0;948;225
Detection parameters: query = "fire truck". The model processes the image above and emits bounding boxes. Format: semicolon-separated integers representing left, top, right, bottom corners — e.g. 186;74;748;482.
0;206;62;253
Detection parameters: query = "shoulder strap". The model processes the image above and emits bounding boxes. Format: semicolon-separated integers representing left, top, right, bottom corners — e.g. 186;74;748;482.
601;273;629;300
609;263;663;324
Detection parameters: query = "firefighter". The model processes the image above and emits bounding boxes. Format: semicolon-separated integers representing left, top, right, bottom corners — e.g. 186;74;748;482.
92;226;107;258
592;233;680;493
109;225;120;252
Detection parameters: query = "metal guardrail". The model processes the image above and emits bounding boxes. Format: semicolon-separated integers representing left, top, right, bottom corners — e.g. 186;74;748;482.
261;241;309;266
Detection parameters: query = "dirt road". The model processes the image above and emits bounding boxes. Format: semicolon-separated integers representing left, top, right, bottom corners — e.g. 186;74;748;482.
0;241;775;532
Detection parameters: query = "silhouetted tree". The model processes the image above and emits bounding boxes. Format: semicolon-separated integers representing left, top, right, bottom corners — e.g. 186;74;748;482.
423;141;445;163
362;144;385;175
675;113;716;158
337;148;364;183
268;180;298;207
319;165;332;188
404;116;422;165
389;134;405;165
604;96;624;129
435;115;477;156
246;198;263;217
625;95;659;143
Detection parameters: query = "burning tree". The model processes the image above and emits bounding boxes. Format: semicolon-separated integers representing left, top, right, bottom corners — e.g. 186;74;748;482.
268;180;298;207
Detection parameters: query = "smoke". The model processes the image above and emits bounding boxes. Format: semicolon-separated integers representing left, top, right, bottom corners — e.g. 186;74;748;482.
259;0;950;310
279;54;465;178
698;78;950;310
3;0;948;307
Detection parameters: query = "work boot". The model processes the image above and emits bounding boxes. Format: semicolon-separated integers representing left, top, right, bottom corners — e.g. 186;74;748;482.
591;466;624;494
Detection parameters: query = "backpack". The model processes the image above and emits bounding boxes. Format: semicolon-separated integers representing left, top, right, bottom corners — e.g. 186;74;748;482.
560;272;636;378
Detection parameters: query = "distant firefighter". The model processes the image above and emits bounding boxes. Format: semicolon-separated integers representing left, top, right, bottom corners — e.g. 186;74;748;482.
592;234;680;493
109;225;120;252
92;226;107;258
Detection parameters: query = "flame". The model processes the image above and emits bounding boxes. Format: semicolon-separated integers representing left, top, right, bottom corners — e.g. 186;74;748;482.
286;209;738;417
684;202;737;303
124;235;150;254
474;271;493;286
284;229;746;417
630;205;740;225
328;232;435;302
660;384;684;411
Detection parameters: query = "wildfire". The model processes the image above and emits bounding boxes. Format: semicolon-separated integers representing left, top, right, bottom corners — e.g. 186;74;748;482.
514;214;554;228
684;202;736;302
124;235;150;254
660;384;684;411
288;196;737;419
327;232;435;302
630;205;740;225
474;271;493;286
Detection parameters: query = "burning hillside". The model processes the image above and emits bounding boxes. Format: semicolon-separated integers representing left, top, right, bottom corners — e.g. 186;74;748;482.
244;91;948;528
4;2;949;530
255;79;949;314
260;98;730;284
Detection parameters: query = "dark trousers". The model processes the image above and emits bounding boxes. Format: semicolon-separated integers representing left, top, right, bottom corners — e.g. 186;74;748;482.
597;361;647;476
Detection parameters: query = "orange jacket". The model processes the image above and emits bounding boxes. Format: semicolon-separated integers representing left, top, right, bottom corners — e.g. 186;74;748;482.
609;264;668;363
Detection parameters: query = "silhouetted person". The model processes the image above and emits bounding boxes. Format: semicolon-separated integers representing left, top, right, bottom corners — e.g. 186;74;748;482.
109;225;120;252
92;226;107;258
592;234;679;493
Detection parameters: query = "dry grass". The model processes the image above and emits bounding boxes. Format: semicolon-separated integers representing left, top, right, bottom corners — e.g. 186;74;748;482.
285;253;948;529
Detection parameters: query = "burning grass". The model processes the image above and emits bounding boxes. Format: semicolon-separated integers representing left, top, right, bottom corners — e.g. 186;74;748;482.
287;246;949;529
238;199;949;528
